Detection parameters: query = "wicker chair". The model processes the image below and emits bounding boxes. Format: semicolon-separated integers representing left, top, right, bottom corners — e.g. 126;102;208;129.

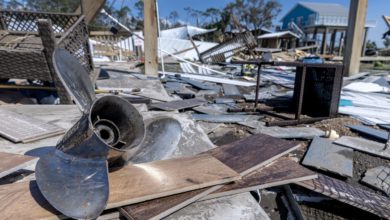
0;10;96;103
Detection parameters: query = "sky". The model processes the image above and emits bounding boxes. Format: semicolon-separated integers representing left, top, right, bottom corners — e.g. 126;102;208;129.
119;0;388;47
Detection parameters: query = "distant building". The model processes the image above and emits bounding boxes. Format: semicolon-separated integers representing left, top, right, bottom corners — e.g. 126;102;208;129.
280;2;376;55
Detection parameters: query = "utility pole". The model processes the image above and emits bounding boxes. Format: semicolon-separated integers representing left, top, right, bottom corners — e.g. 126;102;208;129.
143;0;159;76
344;0;368;76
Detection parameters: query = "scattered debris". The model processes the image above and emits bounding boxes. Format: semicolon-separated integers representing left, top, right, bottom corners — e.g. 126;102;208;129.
362;166;390;195
334;136;390;159
302;137;353;177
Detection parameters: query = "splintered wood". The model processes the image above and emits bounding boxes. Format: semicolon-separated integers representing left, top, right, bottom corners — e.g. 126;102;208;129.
0;109;64;143
0;154;239;219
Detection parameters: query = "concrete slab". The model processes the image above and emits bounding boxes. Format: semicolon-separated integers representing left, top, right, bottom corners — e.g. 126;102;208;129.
362;166;390;195
164;192;270;220
302;137;353;177
334;136;390;159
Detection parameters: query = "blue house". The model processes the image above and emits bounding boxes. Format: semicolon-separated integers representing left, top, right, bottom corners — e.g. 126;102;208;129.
281;2;349;30
280;2;376;55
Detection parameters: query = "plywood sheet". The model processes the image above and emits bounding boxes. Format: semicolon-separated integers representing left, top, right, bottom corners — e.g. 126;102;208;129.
120;134;301;220
296;174;390;219
0;152;37;178
0;154;239;219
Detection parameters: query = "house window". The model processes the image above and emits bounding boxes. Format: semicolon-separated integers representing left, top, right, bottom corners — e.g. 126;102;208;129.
296;16;303;26
308;14;316;26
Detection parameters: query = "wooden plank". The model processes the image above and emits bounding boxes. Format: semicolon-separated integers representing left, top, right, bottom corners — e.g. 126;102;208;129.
0;152;37;178
120;186;222;220
344;0;368;75
75;0;106;24
207;133;301;176
0;154;239;219
202;157;317;200
120;134;301;220
296;174;390;219
143;0;158;76
150;98;207;111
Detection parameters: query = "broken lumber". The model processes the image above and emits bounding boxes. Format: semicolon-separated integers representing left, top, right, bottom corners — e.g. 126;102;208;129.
0;152;37;179
119;133;302;219
0;154;239;219
295;174;390;219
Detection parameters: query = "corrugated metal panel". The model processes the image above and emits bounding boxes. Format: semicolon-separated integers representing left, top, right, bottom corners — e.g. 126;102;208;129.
300;2;348;17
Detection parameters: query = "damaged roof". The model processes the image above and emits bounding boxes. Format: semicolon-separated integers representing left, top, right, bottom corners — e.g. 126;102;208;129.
257;31;300;39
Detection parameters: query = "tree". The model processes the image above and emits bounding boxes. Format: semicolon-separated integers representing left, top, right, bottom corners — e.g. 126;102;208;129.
169;11;179;26
223;0;281;30
184;7;203;26
384;37;390;49
366;40;377;50
134;0;144;19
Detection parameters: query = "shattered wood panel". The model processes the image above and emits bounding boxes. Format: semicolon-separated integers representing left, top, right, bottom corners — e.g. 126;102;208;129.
202;157;318;200
296;174;390;219
150;98;207;111
0;154;239;219
119;134;301;220
0;152;37;178
0;109;65;143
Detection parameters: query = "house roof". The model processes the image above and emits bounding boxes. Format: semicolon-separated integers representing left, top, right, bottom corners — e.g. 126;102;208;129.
280;2;349;21
160;26;216;40
257;31;300;39
300;2;348;17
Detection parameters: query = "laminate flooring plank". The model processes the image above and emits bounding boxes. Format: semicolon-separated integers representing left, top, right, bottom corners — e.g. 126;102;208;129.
0;152;38;178
0;154;239;219
120;134;301;220
202;157;317;200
